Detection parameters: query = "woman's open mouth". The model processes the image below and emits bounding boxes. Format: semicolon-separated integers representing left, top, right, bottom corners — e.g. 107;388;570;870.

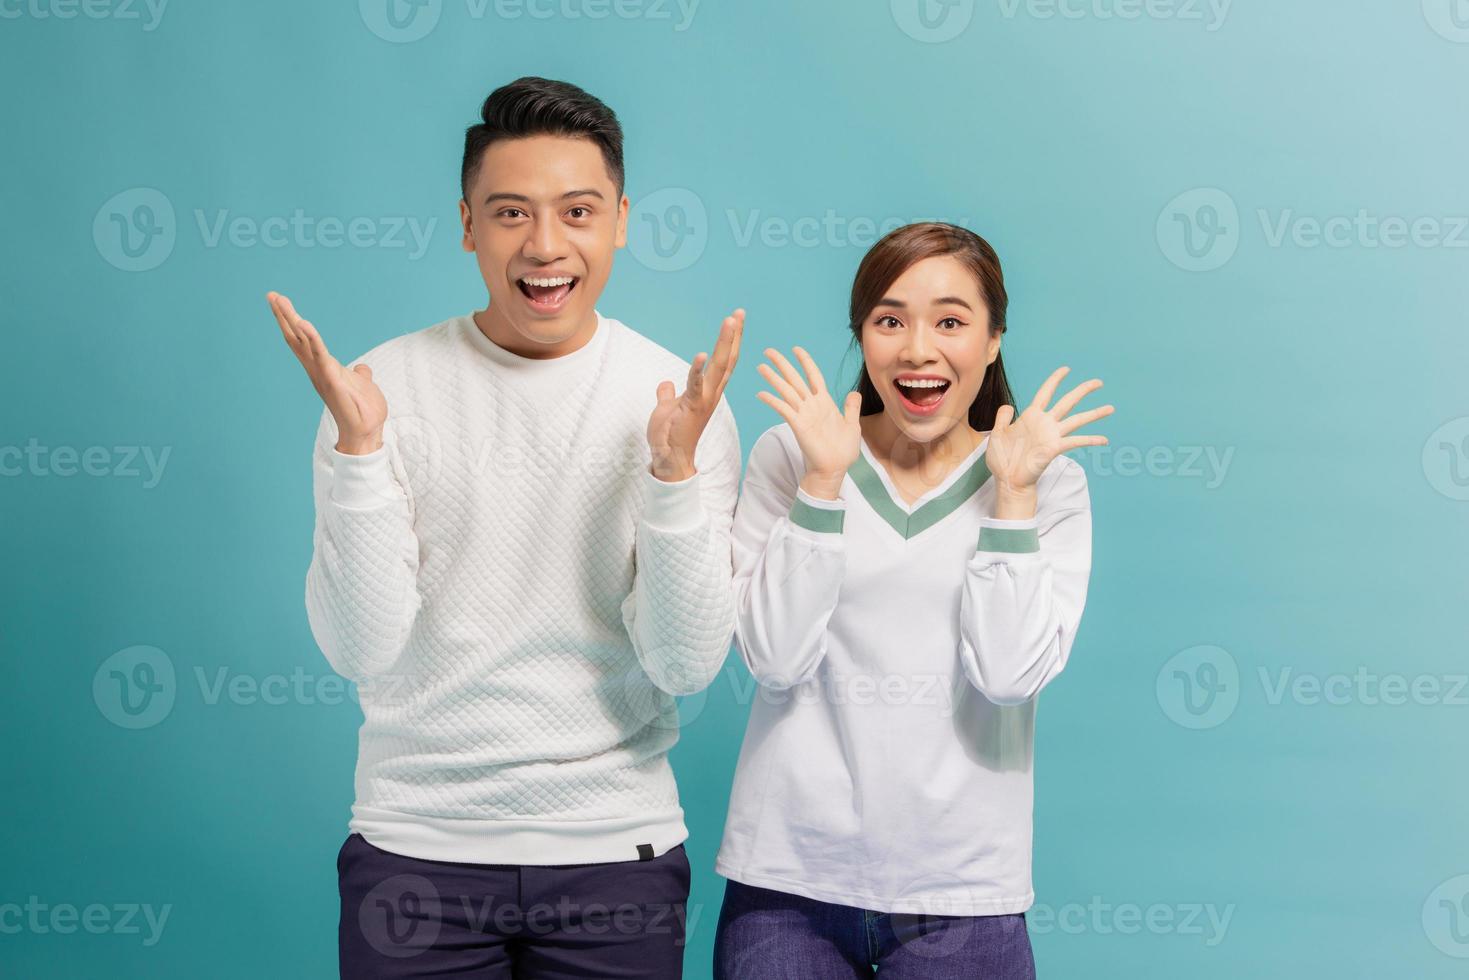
893;377;951;416
517;275;579;315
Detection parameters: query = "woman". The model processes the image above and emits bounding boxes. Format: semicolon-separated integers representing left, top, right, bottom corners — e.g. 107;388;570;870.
712;222;1113;978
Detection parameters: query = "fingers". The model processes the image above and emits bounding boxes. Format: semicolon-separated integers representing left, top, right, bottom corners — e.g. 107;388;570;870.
1059;403;1115;435
267;291;305;349
764;348;811;400
704;309;744;392
1060;434;1108;452
792;346;826;396
268;291;334;369
685;353;708;397
755;389;795;426
1051;377;1103;418
722;310;744;387
756;362;802;405
1030;366;1070;412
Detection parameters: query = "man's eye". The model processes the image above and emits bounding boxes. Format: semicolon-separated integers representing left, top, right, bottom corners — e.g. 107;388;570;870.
498;208;525;219
567;207;590;219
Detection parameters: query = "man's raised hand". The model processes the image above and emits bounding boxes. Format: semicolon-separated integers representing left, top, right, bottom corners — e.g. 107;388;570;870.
646;308;745;482
267;291;387;455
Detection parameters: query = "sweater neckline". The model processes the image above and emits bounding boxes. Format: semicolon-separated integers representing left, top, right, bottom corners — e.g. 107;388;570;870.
461;309;610;373
850;435;992;539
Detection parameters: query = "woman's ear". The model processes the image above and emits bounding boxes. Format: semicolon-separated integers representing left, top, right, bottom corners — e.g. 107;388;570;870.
986;332;1002;367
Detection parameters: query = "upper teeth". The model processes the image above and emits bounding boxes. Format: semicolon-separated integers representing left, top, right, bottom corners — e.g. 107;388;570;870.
896;379;948;388
521;276;575;287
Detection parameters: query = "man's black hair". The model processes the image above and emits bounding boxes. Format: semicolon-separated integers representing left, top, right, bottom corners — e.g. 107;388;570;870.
461;76;624;203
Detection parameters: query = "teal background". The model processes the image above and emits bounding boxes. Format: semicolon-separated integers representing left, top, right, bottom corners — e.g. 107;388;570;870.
3;0;1467;976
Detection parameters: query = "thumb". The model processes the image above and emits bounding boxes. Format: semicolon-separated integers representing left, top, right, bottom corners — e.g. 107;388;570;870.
993;404;1014;430
843;391;863;427
353;363;373;381
655;380;676;405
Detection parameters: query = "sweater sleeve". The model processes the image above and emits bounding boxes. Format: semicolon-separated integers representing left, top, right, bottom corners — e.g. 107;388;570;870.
729;427;849;690
619;398;741;697
304;405;423;682
958;456;1092;706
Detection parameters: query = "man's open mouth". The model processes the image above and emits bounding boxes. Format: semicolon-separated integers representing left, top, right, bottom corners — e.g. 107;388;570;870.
517;275;579;313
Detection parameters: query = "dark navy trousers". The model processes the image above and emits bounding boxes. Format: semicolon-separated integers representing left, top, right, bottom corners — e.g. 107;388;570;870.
338;832;691;979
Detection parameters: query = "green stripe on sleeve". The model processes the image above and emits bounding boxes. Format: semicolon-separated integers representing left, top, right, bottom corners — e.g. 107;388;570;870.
789;497;845;534
977;526;1040;554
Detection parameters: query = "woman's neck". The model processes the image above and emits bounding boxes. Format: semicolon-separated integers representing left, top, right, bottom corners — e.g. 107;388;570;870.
860;411;987;493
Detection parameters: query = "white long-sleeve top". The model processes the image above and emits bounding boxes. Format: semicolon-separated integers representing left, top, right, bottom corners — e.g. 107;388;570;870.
304;309;740;865
714;421;1092;914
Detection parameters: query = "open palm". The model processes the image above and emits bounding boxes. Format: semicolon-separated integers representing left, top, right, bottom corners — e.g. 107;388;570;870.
646;309;745;479
986;366;1114;492
756;346;863;480
267;291;387;454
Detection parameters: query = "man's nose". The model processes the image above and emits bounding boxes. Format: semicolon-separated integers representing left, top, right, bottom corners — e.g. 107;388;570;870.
523;214;568;262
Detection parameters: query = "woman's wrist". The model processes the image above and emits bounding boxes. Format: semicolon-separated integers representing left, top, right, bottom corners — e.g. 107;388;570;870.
993;481;1038;520
800;471;846;501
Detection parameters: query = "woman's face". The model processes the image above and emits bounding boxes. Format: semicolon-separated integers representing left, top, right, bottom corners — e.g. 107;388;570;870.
860;254;1002;443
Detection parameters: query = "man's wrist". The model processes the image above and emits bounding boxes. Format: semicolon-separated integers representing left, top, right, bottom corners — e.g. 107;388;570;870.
336;433;384;455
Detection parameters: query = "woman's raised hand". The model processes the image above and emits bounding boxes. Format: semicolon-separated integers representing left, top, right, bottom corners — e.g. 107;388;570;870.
985;366;1113;496
267;291;388;455
756;347;863;497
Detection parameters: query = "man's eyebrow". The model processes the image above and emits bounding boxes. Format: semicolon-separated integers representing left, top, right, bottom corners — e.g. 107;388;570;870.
482;189;606;206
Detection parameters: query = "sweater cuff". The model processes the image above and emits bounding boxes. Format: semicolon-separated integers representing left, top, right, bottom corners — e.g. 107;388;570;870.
976;516;1040;554
329;445;400;510
641;467;705;532
789;486;846;534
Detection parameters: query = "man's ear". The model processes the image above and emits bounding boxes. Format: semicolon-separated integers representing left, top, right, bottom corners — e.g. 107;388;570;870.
459;199;474;252
614;193;629;248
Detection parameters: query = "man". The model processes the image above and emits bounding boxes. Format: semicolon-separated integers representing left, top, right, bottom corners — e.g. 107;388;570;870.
267;76;744;978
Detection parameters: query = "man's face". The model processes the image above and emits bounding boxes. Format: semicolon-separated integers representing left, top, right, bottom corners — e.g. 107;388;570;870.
459;134;628;356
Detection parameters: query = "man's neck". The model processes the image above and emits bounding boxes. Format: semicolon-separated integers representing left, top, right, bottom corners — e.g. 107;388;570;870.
473;306;598;360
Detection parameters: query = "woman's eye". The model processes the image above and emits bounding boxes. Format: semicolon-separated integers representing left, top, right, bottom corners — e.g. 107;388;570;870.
938;317;964;330
876;315;901;329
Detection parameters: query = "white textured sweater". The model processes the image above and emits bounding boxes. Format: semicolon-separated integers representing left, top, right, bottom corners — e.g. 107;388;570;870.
715;422;1092;914
304;310;740;865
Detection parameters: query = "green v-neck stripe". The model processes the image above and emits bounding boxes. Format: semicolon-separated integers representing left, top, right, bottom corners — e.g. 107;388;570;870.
848;448;993;540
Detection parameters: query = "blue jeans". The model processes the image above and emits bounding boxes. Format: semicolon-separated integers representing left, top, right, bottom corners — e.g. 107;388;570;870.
713;878;1035;980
